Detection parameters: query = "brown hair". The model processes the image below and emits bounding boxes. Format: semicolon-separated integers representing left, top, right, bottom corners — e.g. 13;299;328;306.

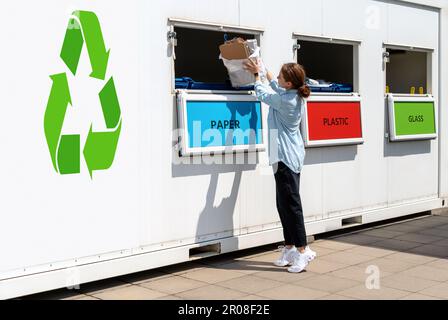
280;63;311;98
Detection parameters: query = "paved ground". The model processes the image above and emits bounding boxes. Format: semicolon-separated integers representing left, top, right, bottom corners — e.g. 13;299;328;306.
22;213;448;300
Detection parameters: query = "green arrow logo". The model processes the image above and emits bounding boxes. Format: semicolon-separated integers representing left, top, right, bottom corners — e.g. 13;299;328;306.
44;11;122;178
60;11;110;80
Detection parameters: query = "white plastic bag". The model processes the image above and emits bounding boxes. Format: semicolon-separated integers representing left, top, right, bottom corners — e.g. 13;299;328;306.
220;46;261;88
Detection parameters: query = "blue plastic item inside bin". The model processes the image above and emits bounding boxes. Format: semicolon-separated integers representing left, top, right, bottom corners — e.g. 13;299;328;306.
175;77;254;91
175;77;193;89
309;83;353;93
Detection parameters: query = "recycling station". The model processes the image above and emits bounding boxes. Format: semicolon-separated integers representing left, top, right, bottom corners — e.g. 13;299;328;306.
1;0;448;299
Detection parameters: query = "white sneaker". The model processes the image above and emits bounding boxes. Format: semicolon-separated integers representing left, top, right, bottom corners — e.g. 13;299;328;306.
274;246;297;267
305;246;317;260
287;247;317;273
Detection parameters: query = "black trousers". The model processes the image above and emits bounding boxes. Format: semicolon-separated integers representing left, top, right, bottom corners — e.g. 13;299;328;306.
274;162;307;248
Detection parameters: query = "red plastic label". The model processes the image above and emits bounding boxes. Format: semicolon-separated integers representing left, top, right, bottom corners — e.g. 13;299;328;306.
307;101;362;141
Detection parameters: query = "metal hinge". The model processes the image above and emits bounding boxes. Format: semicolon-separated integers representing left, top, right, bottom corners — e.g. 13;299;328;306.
293;42;301;60
382;51;390;71
167;31;177;46
168;30;177;60
293;43;301;52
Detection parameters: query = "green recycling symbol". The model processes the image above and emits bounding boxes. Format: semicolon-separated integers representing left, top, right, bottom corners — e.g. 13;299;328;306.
44;10;122;178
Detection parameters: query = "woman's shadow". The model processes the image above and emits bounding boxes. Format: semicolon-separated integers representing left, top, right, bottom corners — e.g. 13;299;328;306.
172;97;279;271
195;170;242;244
194;102;260;245
172;156;255;248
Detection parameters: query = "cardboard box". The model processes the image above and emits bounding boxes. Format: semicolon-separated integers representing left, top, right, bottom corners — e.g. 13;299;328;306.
219;38;258;87
219;39;250;60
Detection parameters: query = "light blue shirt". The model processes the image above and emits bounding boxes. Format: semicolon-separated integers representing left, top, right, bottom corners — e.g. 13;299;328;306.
254;79;306;174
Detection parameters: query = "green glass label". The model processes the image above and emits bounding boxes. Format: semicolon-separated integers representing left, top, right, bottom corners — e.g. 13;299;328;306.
394;101;435;136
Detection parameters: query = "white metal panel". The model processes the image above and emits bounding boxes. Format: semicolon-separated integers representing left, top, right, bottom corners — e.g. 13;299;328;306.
364;0;390;42
239;0;323;73
322;0;366;39
385;3;440;204
159;0;240;27
352;1;390;211
301;1;386;216
0;0;446;297
238;105;283;230
240;0;324;36
139;0;246;247
387;3;439;49
400;0;448;8
0;0;142;273
388;148;439;203
239;0;326;225
167;18;264;34
385;43;439;205
300;157;325;222
239;168;280;231
321;147;364;215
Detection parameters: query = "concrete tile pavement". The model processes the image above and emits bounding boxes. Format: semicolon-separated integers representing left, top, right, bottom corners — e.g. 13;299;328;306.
21;213;448;300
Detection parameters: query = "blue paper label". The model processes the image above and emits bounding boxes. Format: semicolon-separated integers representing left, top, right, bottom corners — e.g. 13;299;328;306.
186;101;263;148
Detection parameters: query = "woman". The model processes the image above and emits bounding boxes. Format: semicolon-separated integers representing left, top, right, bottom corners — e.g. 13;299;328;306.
244;59;316;273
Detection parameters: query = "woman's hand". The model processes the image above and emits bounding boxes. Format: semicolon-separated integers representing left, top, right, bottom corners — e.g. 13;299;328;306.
243;58;261;74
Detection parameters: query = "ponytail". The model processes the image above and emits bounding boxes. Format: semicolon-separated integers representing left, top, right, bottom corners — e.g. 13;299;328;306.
299;85;311;98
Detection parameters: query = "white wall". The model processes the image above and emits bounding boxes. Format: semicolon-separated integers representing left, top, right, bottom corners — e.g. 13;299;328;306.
0;0;142;275
0;0;443;280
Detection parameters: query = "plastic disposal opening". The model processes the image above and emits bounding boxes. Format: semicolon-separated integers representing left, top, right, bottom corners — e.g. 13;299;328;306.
297;40;355;93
